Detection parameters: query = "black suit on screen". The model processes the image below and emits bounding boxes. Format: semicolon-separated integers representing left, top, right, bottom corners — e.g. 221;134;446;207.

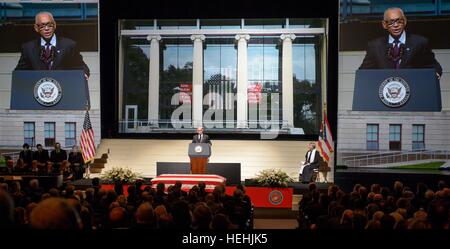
359;33;442;77
15;36;90;77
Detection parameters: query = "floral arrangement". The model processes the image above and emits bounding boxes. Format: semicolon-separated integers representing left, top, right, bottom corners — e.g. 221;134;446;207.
254;168;293;187
101;167;142;183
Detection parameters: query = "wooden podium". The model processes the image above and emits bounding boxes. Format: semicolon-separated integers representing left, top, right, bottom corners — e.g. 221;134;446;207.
188;143;211;174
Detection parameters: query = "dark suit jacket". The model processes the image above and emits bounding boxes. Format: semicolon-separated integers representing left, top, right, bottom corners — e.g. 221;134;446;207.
15;35;90;77
359;33;442;77
68;152;84;166
305;150;321;168
19;150;33;166
33;149;49;164
192;134;212;145
50;149;67;164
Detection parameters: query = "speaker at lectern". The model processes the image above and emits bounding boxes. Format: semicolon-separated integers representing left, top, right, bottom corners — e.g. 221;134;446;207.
188;143;211;174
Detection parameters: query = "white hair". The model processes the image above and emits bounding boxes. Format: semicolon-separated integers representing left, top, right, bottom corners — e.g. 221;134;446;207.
383;7;406;21
35;11;55;24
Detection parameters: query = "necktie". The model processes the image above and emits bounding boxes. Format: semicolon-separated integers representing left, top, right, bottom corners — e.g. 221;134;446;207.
307;151;311;163
392;38;401;69
43;42;52;70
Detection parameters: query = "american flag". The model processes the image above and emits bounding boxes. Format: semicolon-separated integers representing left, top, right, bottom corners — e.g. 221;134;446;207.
80;110;96;163
317;108;334;162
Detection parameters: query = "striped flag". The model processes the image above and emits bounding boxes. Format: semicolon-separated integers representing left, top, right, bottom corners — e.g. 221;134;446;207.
80;110;96;163
317;108;334;162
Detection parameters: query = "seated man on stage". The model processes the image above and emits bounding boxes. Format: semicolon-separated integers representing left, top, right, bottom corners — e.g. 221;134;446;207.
19;143;33;171
192;127;212;145
50;142;67;173
33;144;49;171
299;142;322;183
68;145;85;180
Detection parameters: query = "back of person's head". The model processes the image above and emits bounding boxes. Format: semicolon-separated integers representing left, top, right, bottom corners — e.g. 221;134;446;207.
394;181;404;192
366;203;380;219
48;188;60;197
370;184;381;194
308;182;317;192
193;205;212;230
198;181;206;191
154;205;168;219
380;214;396;229
352;214;367;229
340;209;353;225
380;187;390;199
365;220;381;229
14;207;26;225
135;202;155;225
0;183;8;192
117;195;127;208
353;183;362;192
29;179;39;189
91;177;100;187
25;202;38;223
156;182;165;193
205;193;215;203
233;189;244;200
211;213;232;230
437;180;447;190
0;190;14;228
30;198;81;229
396;197;410;209
174;181;182;189
65;185;75;197
408;218;431;229
171;200;191;229
372;211;385;221
109;207;128;228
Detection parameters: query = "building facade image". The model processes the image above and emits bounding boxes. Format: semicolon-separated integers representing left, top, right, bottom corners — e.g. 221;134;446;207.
118;18;328;136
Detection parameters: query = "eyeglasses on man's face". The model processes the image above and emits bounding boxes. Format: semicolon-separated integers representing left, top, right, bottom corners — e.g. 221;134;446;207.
384;18;405;27
35;22;55;30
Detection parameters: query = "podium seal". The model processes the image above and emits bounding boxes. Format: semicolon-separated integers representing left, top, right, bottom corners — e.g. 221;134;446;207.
34;77;62;106
378;76;410;107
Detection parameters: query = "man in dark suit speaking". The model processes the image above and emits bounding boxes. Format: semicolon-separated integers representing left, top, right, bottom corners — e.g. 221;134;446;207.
359;7;442;79
192;127;212;145
15;11;90;79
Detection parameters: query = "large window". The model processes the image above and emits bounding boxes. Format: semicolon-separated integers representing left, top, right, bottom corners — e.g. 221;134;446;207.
65;122;76;148
122;37;149;121
412;124;425;150
247;36;282;128
203;37;237;128
389;124;402;150
24;122;35;146
44;122;56;147
292;36;321;134
366;124;379;150
160;38;193;127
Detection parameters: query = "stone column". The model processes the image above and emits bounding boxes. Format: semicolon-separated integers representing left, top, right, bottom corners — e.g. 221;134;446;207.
280;34;296;128
191;34;206;128
235;34;250;128
147;35;161;126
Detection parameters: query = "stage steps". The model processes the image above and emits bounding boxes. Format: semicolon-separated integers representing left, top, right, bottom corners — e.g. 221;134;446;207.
89;153;108;174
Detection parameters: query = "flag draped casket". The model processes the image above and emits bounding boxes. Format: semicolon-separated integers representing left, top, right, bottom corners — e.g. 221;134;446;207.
151;174;226;192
